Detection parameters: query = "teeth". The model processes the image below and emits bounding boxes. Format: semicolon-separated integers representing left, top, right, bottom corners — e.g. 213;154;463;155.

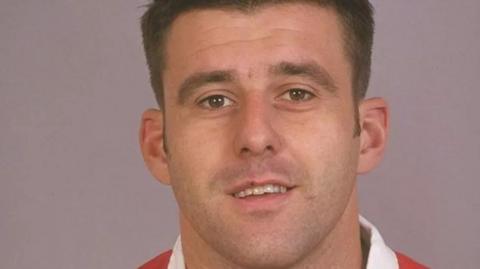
234;184;289;198
264;185;273;193
253;187;264;195
273;185;280;193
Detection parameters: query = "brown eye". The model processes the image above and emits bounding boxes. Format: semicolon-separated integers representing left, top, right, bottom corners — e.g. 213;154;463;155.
282;88;314;102
199;95;234;109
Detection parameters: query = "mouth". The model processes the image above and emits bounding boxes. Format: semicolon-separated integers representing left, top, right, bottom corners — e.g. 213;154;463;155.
226;179;296;215
232;183;291;198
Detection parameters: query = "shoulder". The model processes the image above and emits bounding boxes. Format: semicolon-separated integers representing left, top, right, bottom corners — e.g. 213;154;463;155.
395;252;429;269
138;250;172;269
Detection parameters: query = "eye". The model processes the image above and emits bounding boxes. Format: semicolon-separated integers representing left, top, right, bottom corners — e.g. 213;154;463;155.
198;95;234;109
280;88;315;102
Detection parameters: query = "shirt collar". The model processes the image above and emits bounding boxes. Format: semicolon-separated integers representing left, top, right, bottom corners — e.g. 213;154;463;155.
168;216;398;269
359;215;399;269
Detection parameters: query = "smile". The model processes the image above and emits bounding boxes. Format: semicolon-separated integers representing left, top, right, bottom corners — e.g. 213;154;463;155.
233;184;288;198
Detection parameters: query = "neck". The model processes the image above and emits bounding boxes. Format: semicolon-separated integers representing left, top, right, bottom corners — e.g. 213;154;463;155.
180;187;363;269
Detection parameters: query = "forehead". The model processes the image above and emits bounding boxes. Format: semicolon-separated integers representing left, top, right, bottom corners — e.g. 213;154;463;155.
163;3;350;94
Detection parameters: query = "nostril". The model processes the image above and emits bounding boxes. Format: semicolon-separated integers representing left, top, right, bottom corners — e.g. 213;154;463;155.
240;147;250;154
240;145;274;156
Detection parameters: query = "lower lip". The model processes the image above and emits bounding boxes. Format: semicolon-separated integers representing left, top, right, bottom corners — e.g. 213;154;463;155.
229;189;293;214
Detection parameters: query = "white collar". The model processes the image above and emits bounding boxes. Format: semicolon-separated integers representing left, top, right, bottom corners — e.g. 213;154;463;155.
168;216;399;269
359;216;399;269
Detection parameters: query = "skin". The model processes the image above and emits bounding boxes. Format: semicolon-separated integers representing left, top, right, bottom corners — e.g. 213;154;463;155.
140;3;388;269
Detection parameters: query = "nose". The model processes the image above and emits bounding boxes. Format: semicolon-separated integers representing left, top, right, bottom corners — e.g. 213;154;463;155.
233;96;282;159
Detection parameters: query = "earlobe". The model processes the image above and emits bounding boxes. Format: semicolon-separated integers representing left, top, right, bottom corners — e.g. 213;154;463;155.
139;109;171;185
357;98;389;174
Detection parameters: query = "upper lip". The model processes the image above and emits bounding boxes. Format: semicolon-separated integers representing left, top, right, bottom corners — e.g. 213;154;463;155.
226;177;296;195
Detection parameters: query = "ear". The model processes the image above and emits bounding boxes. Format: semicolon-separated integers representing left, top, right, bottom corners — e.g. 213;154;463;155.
357;98;389;174
139;109;171;185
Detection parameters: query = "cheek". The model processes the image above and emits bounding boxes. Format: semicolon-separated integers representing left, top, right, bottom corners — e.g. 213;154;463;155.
166;124;232;225
282;113;359;189
281;108;355;157
165;120;231;188
290;135;359;228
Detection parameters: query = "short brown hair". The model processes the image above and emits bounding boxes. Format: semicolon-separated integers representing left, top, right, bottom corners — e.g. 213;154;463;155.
141;0;375;108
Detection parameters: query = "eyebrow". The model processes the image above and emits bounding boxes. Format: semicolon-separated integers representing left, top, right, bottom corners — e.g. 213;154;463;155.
177;70;236;105
269;61;338;93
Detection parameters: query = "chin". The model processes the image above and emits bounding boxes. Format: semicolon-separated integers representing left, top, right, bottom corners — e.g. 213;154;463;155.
211;230;319;269
225;248;298;269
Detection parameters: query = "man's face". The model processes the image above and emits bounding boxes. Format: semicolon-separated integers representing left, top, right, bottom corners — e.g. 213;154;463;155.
159;3;361;268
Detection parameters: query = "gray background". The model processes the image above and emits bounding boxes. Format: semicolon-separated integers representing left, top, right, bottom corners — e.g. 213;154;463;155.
1;0;479;268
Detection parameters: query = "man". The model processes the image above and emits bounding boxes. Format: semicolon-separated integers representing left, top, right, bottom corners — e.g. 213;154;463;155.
138;0;426;268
